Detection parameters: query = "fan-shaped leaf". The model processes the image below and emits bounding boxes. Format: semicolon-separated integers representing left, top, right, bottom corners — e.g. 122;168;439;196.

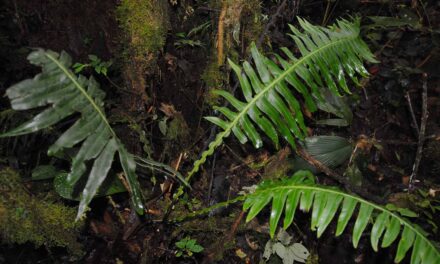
292;136;353;173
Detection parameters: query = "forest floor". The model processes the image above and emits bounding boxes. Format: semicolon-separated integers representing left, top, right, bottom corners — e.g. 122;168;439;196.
0;0;439;263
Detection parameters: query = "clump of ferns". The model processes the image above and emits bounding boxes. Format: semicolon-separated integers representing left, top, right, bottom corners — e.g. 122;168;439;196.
1;16;439;263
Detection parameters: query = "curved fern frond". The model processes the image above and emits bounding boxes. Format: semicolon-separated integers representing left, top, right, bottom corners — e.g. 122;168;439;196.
0;49;144;219
187;18;377;180
244;171;440;263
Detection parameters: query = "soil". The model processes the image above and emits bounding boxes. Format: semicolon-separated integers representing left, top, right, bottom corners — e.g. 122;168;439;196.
0;0;439;263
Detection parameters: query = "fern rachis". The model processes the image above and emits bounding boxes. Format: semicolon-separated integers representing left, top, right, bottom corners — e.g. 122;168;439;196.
187;18;377;181
0;49;144;219
243;171;440;263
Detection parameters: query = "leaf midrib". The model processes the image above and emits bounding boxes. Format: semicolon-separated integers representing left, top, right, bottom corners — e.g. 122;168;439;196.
186;32;359;182
229;35;358;141
45;53;116;138
255;184;440;257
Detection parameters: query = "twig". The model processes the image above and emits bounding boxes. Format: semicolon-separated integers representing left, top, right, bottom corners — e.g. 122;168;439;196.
375;139;417;145
107;196;125;224
416;51;433;68
405;91;420;137
409;73;429;190
207;154;217;202
256;0;288;48
296;147;385;204
225;144;263;177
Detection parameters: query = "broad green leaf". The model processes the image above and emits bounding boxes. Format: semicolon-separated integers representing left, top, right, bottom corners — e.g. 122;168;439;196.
269;191;289;237
283;190;300;229
410;236;423;264
77;138;118;219
299;189;315;212
311;191;326;230
381;217;401;248
370;212;390;251
352;203;374;248
245;192;272;223
394;225;415;262
118;142;144;214
0;49;145;219
32;165;59;180
316;194;343;238
54;172;126;201
336;198;357;236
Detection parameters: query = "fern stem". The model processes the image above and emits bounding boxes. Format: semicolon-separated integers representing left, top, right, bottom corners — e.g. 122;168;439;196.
256;184;439;255
186;33;360;182
170;195;245;223
45;53;116;138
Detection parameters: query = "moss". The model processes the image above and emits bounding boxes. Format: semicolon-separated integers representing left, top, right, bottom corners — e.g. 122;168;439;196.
240;0;263;46
0;168;83;257
202;0;262;105
116;0;169;68
201;55;226;105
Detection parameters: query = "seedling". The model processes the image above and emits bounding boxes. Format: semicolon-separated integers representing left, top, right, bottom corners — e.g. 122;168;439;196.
175;236;204;257
73;54;112;76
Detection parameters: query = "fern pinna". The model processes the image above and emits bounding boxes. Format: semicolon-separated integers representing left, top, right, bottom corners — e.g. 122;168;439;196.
187;18;377;180
0;49;143;219
244;171;440;264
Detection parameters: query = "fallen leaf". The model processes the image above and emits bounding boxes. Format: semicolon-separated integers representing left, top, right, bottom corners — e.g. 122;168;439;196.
159;103;177;117
245;234;259;250
235;248;247;259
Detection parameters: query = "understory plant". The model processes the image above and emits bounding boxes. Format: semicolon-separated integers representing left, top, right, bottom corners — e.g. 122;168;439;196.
243;171;440;263
0;50;145;219
1;15;439;263
186;17;376;181
183;17;440;263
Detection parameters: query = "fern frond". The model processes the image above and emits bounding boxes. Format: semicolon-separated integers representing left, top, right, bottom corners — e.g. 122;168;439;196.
187;18;376;180
0;49;143;219
244;171;440;263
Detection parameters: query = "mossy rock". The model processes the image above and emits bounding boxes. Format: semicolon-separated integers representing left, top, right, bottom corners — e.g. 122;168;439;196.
0;168;84;257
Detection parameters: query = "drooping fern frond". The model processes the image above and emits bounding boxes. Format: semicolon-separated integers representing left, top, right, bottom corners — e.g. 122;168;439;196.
187;18;377;180
0;49;143;219
244;171;440;263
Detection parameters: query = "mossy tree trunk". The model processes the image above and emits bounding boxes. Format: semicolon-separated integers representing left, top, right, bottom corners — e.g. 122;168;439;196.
116;0;170;153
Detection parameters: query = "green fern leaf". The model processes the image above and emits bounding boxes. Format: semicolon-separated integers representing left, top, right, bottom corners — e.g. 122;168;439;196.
0;49;144;219
187;18;377;181
243;171;440;263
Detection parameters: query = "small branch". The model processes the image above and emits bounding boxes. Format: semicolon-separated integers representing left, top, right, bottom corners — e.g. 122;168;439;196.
405;91;420;137
296;147;385;204
409;73;429;190
207;154;217;203
256;0;288;48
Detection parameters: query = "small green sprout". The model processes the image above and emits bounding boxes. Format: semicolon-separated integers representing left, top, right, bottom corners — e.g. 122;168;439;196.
73;54;113;76
175;236;204;257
